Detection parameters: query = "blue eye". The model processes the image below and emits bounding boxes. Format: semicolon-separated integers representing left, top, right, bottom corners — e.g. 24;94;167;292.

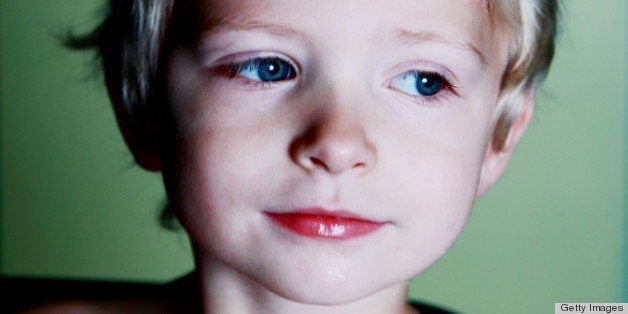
231;57;295;82
391;71;445;96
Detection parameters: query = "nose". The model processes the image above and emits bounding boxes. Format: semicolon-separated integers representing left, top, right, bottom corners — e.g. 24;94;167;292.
290;109;377;176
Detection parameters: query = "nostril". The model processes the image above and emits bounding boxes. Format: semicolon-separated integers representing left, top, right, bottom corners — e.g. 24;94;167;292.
310;157;329;171
290;122;377;175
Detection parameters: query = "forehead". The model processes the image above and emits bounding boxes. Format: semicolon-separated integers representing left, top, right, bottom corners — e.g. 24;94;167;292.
182;1;497;49
192;0;490;24
174;0;508;78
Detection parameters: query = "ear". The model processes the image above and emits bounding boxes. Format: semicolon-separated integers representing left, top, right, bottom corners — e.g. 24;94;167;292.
476;91;535;197
104;70;161;172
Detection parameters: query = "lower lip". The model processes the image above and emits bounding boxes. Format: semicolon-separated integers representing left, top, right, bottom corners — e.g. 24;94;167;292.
266;213;384;240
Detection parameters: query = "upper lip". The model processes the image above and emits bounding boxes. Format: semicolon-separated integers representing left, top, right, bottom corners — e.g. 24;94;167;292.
266;206;386;223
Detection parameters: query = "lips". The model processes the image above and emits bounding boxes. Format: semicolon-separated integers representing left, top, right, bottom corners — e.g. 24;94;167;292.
265;208;385;240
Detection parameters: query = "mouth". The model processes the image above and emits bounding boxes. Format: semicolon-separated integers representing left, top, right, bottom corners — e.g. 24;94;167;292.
265;208;386;240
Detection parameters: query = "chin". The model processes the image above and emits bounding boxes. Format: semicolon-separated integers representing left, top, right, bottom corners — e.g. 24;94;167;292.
266;281;375;306
250;263;404;307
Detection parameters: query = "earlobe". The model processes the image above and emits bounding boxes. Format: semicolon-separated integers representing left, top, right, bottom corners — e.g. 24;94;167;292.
105;69;162;172
122;119;162;171
476;91;536;197
113;105;162;172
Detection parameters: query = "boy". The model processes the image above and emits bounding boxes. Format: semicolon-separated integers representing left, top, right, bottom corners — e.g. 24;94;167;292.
13;0;559;313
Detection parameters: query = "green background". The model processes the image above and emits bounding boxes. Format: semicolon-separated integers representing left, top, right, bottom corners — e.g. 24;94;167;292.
1;1;625;313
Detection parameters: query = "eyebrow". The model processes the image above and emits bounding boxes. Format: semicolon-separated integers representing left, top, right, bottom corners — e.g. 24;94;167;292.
200;18;488;68
393;29;487;67
201;18;306;41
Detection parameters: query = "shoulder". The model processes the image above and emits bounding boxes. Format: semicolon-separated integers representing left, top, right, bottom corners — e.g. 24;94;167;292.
17;299;175;314
2;275;459;313
408;299;461;314
1;274;197;313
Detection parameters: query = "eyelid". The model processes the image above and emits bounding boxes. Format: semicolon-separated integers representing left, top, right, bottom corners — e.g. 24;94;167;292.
384;69;459;107
415;70;459;97
203;52;300;92
387;70;456;92
206;53;301;93
208;51;300;75
385;60;459;86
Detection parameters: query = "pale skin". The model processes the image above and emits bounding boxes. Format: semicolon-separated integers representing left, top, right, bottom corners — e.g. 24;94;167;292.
39;1;535;313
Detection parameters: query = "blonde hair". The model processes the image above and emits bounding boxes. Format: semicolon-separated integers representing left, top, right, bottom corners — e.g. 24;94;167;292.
489;0;559;149
73;0;558;148
68;0;558;229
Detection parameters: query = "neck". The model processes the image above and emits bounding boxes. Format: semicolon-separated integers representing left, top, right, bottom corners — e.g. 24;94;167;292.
193;251;417;314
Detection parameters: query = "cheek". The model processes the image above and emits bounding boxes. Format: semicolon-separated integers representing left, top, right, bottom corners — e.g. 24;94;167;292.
374;107;492;269
397;137;483;221
167;126;271;225
161;58;258;240
383;101;491;204
162;91;302;260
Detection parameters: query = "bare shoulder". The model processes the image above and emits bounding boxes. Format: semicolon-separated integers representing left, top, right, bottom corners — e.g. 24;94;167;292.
19;299;174;314
1;273;198;314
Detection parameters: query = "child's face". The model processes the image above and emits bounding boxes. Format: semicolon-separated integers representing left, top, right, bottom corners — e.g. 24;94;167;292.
161;0;510;305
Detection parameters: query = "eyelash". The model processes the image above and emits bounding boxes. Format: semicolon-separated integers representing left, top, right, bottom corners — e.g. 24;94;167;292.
386;70;458;106
215;56;297;89
213;57;457;105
